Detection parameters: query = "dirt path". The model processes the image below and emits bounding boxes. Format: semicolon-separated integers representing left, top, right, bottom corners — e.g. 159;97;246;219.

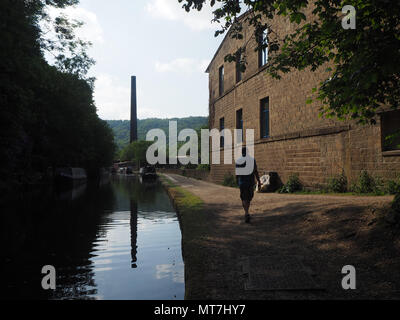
163;174;400;300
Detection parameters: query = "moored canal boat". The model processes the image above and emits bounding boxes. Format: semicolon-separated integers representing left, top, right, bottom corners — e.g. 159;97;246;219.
139;165;157;180
55;167;87;187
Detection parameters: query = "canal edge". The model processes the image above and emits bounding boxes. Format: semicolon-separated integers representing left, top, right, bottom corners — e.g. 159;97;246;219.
158;173;208;300
159;174;185;233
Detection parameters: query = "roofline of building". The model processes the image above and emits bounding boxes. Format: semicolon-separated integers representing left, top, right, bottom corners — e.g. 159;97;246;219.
205;10;252;73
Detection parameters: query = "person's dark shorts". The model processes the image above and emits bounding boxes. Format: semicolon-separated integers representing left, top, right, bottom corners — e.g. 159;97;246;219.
240;185;254;201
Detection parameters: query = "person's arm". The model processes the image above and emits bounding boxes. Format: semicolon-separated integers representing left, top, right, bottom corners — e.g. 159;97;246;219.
235;161;239;186
254;161;261;188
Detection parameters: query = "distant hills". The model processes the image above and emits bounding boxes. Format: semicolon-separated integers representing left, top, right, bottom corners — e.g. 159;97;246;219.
106;116;209;150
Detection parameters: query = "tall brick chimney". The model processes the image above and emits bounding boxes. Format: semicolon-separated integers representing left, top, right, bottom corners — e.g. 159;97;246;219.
130;76;138;143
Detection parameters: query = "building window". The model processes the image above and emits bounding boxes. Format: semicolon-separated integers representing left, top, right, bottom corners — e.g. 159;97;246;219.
219;117;225;148
236;109;243;142
219;65;224;96
258;28;268;68
236;50;242;83
381;110;400;151
260;97;270;138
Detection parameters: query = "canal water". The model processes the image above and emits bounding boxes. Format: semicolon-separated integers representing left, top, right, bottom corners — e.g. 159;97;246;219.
0;176;185;300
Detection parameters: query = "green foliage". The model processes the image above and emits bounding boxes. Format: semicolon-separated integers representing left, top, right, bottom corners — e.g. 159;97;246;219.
392;193;400;214
184;163;198;170
0;0;115;188
279;173;302;193
196;164;210;171
372;177;386;196
106;120;130;151
327;172;348;193
171;185;204;212
222;172;238;188
386;179;400;195
180;0;400;124
107;117;208;151
120;141;153;165
349;171;388;195
33;0;94;80
357;170;376;194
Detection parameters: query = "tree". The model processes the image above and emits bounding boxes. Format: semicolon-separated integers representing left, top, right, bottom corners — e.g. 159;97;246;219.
106;117;209;152
179;0;400;124
121;141;153;167
40;1;95;81
0;0;115;191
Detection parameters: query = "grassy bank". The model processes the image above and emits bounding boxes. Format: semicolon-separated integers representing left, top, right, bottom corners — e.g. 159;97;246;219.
160;175;204;213
159;174;213;299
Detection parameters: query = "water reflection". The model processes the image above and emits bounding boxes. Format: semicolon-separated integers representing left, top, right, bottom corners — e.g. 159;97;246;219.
57;183;87;202
0;175;184;300
130;200;138;269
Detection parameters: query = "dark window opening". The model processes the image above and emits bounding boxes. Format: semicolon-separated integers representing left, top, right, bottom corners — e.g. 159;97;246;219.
260;97;270;138
219;65;224;96
381;110;400;151
219;117;225;148
236;50;242;83
236;109;243;142
258;28;268;68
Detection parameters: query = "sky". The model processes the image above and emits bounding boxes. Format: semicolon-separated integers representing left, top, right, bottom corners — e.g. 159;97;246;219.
49;0;224;120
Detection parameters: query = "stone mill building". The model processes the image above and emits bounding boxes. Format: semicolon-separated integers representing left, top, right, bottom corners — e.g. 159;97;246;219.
206;10;400;188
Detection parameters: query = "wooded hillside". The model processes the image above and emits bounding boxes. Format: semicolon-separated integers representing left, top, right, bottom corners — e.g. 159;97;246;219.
107;117;208;150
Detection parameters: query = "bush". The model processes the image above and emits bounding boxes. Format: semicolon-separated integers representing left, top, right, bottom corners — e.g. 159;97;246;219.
279;173;302;193
386;179;400;195
350;170;380;194
222;172;238;187
393;193;400;213
184;163;198;170
196;164;210;171
373;176;386;195
348;171;388;195
358;170;375;193
328;172;348;193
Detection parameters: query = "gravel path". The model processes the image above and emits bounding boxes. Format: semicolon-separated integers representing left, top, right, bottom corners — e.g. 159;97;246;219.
164;174;400;300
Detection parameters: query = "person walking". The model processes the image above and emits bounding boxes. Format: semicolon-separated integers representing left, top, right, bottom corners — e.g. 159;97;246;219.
235;146;261;223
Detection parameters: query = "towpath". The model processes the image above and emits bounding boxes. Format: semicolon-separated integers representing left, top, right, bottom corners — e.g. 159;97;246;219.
163;174;400;299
